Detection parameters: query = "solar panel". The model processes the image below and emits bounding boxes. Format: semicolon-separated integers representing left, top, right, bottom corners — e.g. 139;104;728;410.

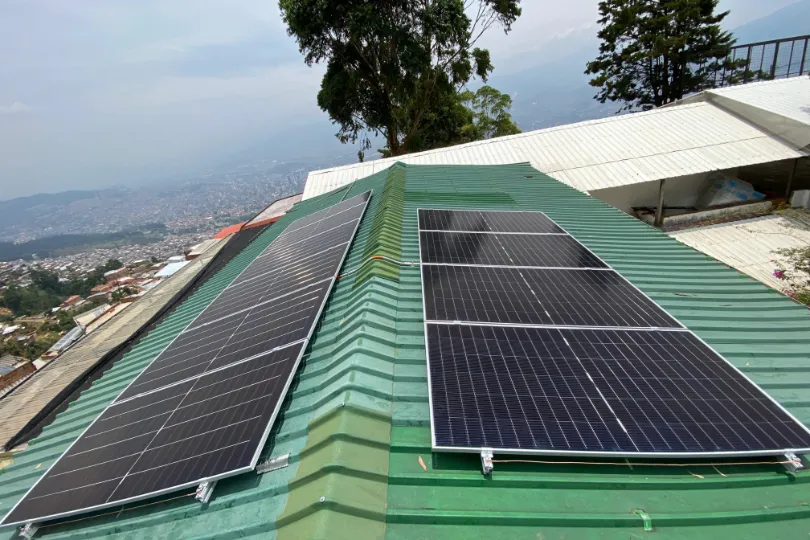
420;231;606;268
2;191;371;528
2;345;302;524
422;265;681;329
419;209;564;234
419;208;810;460
428;324;810;456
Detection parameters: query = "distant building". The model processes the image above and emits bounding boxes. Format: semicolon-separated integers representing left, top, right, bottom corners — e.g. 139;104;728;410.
155;261;189;279
60;295;82;309
73;304;111;330
39;326;84;361
103;267;128;283
0;355;34;396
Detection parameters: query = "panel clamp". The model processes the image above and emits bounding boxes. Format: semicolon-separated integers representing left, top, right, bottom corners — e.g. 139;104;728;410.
195;480;217;504
784;452;804;473
18;523;39;539
480;449;494;476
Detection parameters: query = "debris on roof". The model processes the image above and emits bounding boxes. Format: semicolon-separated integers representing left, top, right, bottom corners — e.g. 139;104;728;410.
671;214;810;291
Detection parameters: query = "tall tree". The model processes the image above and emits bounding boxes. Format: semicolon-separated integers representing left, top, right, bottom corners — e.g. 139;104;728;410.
585;0;740;110
279;0;521;157
460;85;521;140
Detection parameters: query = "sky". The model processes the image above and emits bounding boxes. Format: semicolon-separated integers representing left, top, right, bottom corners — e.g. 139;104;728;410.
0;0;799;200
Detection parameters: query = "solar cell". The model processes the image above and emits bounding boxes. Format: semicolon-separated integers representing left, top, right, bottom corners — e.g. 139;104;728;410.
423;265;681;328
117;282;331;401
420;231;606;268
427;324;810;456
2;191;371;528
419;209;564;234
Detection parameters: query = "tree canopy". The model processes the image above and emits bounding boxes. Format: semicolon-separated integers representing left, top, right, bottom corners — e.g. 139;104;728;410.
460;85;521;140
279;0;521;158
585;0;740;110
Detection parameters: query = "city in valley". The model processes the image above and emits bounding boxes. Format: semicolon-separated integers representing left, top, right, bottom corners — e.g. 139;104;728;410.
0;163;308;364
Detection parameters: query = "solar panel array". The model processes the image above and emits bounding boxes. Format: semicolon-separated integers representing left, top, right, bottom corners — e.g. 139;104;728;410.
2;191;371;528
419;208;810;458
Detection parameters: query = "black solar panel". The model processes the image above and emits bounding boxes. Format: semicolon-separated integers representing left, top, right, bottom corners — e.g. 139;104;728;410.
420;231;606;268
423;265;681;328
419;209;564;234
428;324;810;455
2;191;371;527
118;281;331;401
2;345;303;524
419;208;810;459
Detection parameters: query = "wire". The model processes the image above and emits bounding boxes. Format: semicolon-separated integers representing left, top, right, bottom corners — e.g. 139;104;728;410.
491;458;800;468
40;492;196;529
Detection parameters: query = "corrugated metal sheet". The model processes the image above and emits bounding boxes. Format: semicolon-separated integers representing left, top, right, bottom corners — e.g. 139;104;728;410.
706;78;810;128
671;215;810;291
3;165;810;539
303;102;806;199
0;240;224;450
246;193;302;228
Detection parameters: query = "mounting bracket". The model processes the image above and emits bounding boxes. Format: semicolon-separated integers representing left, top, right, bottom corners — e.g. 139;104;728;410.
195;480;217;504
256;453;290;474
784;452;804;473
480;449;494;476
19;523;39;539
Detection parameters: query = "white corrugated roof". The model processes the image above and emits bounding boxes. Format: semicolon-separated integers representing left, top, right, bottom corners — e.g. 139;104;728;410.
303;100;806;199
155;260;190;278
701;77;810;128
671;215;810;291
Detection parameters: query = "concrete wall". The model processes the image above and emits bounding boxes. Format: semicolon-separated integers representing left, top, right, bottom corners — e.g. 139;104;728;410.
589;173;714;214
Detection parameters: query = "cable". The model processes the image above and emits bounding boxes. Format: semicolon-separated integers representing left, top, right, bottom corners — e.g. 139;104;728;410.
40;492;196;528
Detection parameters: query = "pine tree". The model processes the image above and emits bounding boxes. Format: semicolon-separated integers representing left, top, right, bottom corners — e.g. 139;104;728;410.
585;0;742;111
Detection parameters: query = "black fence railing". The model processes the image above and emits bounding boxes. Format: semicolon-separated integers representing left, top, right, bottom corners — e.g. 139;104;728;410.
709;34;810;88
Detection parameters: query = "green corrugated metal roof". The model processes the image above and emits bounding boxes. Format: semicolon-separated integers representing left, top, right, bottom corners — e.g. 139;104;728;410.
3;163;810;539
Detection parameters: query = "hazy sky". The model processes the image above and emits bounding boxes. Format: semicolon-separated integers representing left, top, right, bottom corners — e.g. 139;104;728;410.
0;0;797;200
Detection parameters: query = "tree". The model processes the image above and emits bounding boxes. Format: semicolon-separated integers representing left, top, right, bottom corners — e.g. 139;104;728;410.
460;85;521;140
279;0;521;158
585;0;741;111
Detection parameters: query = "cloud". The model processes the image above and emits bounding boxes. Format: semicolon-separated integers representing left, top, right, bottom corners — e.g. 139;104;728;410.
0;101;32;115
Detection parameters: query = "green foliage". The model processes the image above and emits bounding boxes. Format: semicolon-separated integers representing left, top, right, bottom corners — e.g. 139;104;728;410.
111;287;137;303
0;258;124;316
585;0;742;110
279;0;521;157
39;310;77;333
1;284;61;316
773;246;810;306
0;335;58;361
460;85;521;140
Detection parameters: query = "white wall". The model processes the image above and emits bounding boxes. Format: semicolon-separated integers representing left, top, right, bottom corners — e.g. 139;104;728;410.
589;173;714;214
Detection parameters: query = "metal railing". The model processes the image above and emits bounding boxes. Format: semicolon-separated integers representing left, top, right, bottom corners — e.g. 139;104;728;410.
709;34;810;88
